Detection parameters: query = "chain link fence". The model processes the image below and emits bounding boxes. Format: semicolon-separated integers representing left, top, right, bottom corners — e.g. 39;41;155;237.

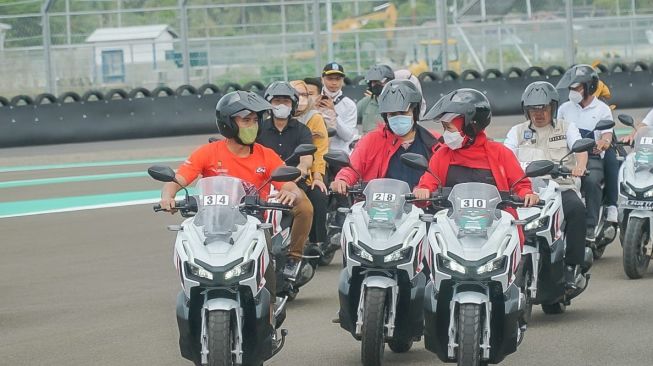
1;0;653;98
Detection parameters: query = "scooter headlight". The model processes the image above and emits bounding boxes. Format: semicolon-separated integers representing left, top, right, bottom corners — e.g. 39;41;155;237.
524;216;549;232
644;188;653;198
349;242;374;262
437;255;466;274
383;247;413;263
476;256;507;275
224;260;254;281
186;261;213;280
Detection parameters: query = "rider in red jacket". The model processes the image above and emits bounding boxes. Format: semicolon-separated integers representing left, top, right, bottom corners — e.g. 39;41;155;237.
332;80;439;192
413;88;539;207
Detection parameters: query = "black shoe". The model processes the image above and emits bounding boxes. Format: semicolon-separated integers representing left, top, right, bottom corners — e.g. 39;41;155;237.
586;227;596;241
564;265;578;290
283;258;301;280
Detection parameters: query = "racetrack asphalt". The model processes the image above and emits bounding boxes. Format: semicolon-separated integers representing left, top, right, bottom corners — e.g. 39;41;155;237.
1;107;652;365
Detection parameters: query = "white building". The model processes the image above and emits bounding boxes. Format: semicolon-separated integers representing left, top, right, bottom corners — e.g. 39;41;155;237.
85;25;178;83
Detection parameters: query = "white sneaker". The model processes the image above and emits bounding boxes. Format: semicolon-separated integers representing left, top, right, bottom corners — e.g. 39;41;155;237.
606;206;618;223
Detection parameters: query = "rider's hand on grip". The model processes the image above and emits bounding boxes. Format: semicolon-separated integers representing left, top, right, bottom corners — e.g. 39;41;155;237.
330;180;349;195
159;197;178;214
413;188;430;200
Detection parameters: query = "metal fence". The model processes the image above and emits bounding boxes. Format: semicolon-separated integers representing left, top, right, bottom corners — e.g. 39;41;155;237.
1;0;653;98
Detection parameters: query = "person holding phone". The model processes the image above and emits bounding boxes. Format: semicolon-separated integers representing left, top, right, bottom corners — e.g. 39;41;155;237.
319;62;358;154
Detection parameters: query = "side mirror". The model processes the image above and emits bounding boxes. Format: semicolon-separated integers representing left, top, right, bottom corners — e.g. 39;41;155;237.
293;144;317;157
594;119;615;131
571;138;596;153
524;160;555;178
324;150;351;169
327;128;337;138
400;153;429;172
148;165;177;183
618;114;635;127
271;166;302;182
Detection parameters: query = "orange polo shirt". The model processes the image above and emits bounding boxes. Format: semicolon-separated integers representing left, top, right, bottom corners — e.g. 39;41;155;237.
177;140;285;199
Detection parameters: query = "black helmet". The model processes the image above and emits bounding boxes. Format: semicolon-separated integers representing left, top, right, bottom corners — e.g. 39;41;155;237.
365;64;394;83
378;80;422;123
521;81;559;121
556;64;599;98
264;81;299;116
425;88;492;138
215;91;272;145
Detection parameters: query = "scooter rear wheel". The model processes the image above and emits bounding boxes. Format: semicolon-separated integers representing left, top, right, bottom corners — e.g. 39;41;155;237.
541;302;566;315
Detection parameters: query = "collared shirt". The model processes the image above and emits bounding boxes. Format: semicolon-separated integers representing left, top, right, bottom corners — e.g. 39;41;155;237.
504;119;582;153
558;97;613;137
257;118;313;167
385;134;429;190
321;89;358;153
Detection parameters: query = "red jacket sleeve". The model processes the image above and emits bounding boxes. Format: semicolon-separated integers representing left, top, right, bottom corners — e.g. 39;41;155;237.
502;148;533;198
334;133;371;186
416;152;441;192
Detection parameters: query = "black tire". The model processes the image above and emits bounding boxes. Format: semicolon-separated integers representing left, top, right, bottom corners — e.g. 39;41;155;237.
505;67;524;78
105;88;128;100
352;75;366;85
610;63;629;73
361;287;386;366
481;68;502;79
623;217;651;279
58;91;81;103
541;302;566;315
151;86;175;97
81;90;105;102
241;81;264;92
521;263;534;326
0;96;10;107
387;338;413;353
630;61;648;72
128;87;151;98
198;83;221;95
34;93;58;104
460;69;482;80
176;84;198;96
418;71;439;82
221;83;242;93
457;303;483;366
545;65;566;77
441;70;459;80
11;94;34;106
524;66;546;78
208;310;234;366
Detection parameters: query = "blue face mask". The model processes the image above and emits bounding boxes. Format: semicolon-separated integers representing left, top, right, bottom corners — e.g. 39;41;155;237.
388;115;413;136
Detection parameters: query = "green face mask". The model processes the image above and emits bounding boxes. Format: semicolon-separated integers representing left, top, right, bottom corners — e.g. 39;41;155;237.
238;125;258;145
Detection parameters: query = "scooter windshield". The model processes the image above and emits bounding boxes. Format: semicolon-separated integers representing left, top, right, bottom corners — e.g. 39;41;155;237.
634;127;653;170
515;147;549;191
447;183;502;237
194;176;247;237
363;178;411;229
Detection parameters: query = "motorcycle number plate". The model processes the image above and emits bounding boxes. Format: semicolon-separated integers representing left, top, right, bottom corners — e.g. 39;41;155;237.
461;198;487;208
202;194;229;206
625;200;653;209
372;193;396;202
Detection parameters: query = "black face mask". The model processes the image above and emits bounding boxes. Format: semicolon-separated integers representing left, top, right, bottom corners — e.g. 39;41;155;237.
369;84;384;97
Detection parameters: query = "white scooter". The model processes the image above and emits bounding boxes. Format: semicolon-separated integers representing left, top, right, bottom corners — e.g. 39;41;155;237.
148;164;303;366
401;153;554;366
516;138;596;315
325;151;428;366
617;114;653;279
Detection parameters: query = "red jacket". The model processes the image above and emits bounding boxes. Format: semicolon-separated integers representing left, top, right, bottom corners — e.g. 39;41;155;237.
336;125;440;186
416;133;532;197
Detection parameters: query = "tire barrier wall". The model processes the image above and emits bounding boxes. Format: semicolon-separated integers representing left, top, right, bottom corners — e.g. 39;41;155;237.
2;64;653;148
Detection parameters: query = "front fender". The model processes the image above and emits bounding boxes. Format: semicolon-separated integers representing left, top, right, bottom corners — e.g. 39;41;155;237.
361;276;397;289
452;291;488;305
204;298;239;312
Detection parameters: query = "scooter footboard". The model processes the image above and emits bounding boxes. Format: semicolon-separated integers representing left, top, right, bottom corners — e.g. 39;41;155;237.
176;291;199;364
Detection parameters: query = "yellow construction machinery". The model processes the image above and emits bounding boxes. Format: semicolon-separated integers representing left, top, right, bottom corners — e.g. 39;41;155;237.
408;39;462;75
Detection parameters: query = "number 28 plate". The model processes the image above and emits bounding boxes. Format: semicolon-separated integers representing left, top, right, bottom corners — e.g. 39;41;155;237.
625;200;653;209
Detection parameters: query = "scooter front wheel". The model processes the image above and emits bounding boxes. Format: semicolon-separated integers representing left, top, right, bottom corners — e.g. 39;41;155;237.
457;303;484;366
541;302;566;315
623;217;651;279
208;310;235;366
361;287;386;366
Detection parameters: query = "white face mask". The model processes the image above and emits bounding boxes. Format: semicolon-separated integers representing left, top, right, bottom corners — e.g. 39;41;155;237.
443;130;464;150
322;88;340;99
272;104;291;119
568;90;583;104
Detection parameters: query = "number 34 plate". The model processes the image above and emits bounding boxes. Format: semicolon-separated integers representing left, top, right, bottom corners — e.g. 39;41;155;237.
624;200;653;209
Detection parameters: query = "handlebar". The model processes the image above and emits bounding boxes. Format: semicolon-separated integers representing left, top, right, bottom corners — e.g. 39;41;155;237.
153;198;198;217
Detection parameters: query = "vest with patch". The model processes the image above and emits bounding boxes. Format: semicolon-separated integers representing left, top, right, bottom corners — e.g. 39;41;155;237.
513;118;578;191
